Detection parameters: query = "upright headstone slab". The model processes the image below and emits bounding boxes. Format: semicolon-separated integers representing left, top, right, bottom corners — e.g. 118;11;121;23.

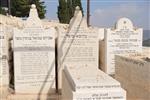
100;18;143;75
0;24;9;87
13;5;56;94
62;66;126;100
58;7;98;89
58;6;98;69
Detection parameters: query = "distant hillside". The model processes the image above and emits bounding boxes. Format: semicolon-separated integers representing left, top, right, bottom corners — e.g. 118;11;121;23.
143;39;150;47
143;30;150;41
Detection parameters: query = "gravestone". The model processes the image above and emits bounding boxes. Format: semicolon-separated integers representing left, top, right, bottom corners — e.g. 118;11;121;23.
0;24;9;87
100;18;143;75
58;7;98;68
62;66;126;100
13;5;56;94
58;7;99;89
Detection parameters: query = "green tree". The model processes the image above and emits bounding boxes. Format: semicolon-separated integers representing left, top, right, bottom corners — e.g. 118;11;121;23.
11;0;46;19
0;6;7;15
58;0;83;24
72;0;83;16
57;0;69;23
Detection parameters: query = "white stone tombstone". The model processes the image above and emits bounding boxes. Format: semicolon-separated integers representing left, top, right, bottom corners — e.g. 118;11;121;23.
58;6;99;89
13;5;56;94
100;18;143;75
62;66;126;100
0;24;9;87
0;24;10;99
59;7;98;68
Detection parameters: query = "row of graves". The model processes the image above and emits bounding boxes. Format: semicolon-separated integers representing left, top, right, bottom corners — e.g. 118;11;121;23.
99;17;149;99
0;4;148;100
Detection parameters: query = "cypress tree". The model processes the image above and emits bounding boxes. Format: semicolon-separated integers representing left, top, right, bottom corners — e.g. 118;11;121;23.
0;6;7;15
58;0;68;23
11;0;29;17
11;0;46;19
67;0;73;20
58;0;83;24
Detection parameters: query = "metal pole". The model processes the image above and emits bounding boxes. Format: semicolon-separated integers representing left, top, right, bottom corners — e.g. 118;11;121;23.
8;0;11;15
87;0;90;27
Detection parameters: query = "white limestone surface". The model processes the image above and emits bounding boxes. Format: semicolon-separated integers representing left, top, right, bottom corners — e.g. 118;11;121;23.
57;6;99;90
0;24;9;87
64;66;121;91
62;66;126;100
100;18;143;75
13;4;56;94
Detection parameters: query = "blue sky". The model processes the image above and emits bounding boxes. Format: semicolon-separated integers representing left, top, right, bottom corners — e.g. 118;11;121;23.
43;0;150;30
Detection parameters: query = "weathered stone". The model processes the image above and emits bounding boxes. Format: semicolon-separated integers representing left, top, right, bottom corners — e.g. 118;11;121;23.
13;4;56;94
100;18;143;75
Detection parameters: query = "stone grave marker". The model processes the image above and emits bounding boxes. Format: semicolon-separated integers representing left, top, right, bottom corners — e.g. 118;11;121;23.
62;66;126;100
13;5;56;94
58;8;98;68
57;6;99;89
100;18;143;75
0;24;9;87
0;24;10;99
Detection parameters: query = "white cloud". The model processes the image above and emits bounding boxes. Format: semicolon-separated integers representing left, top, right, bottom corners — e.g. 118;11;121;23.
90;3;150;30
